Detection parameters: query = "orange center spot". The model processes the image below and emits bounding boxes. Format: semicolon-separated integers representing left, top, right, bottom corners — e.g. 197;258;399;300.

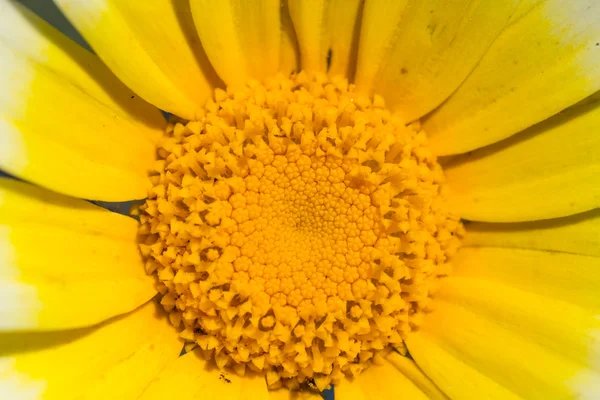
139;72;463;391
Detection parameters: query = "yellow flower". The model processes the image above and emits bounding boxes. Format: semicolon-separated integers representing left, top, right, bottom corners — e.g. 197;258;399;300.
0;0;598;399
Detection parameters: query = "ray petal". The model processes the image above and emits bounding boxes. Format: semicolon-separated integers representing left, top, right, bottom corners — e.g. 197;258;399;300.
443;95;600;222
189;0;282;89
354;0;519;122
0;179;155;331
56;0;221;119
0;301;182;400
425;0;600;155
139;348;270;400
0;1;163;200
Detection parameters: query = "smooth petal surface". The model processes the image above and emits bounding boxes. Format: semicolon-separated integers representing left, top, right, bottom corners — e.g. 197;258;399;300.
425;0;600;155
0;179;156;331
288;0;330;73
451;247;600;313
139;349;269;400
0;1;162;201
438;278;600;375
408;284;600;399
336;351;445;400
464;208;600;256
406;332;521;400
385;352;448;400
279;0;300;76
443;95;600;222
190;0;281;89
56;0;221;119
289;0;364;79
355;0;519;123
327;0;363;79
408;210;600;399
1;1;163;132
353;0;408;91
0;301;182;400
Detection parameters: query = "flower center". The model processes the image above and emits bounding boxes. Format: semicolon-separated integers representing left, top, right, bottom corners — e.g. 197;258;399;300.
139;72;463;391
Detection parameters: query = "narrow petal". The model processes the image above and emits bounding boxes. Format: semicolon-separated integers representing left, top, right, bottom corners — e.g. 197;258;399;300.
56;0;221;119
354;0;519;122
288;0;330;73
279;0;300;76
406;333;521;400
335;352;431;400
352;0;409;90
464;208;600;256
0;179;155;331
385;352;448;400
409;212;600;400
443;95;600;222
0;1;162;201
408;280;600;399
438;278;600;375
424;0;600;155
0;1;163;134
288;0;364;79
189;0;281;89
451;247;600;313
139;349;268;400
0;301;182;400
327;0;363;79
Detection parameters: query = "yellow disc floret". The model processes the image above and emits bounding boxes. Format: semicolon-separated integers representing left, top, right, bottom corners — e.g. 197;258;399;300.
139;72;463;391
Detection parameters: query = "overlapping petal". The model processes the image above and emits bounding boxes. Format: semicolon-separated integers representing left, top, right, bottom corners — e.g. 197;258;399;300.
56;0;221;119
0;179;156;331
0;1;162;201
0;301;182;400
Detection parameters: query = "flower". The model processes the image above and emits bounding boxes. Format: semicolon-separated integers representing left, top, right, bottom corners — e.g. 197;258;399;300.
0;0;598;399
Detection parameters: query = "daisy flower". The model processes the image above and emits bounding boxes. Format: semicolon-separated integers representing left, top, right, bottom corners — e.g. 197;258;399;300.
1;0;598;399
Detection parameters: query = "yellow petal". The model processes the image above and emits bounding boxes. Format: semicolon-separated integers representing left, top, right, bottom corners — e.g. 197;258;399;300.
279;0;300;76
464;208;600;257
443;96;600;222
288;0;364;78
326;0;363;79
438;277;600;375
139;349;269;400
424;0;600;155
408;286;600;399
288;0;330;74
452;247;600;313
355;0;519;123
0;2;162;201
0;179;155;331
385;352;448;400
189;0;281;89
352;0;409;91
406;333;521;400
335;352;430;400
55;0;220;119
410;241;600;398
0;1;164;135
0;301;182;400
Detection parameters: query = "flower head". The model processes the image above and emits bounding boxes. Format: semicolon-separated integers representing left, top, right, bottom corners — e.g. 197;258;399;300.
0;0;598;399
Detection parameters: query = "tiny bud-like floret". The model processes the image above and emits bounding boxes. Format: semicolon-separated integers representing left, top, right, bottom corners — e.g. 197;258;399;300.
139;72;463;390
